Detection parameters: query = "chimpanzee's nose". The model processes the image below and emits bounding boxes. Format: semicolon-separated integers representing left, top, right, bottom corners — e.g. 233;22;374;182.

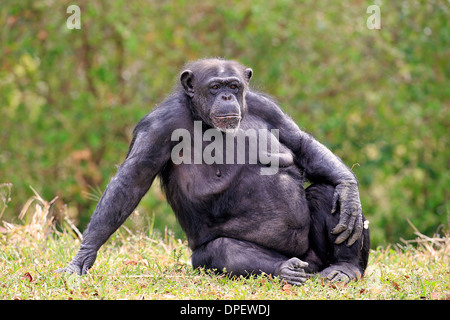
221;94;232;101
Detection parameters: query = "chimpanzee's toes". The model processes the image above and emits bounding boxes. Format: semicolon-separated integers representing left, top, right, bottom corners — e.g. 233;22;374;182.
276;257;309;286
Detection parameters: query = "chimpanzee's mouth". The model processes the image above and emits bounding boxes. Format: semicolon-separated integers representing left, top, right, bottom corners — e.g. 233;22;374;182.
212;114;241;131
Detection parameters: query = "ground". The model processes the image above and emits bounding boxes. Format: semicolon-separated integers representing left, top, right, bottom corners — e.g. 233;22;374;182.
0;191;448;300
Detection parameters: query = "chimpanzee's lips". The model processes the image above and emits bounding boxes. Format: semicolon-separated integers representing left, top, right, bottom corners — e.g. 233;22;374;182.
212;114;241;131
215;114;241;120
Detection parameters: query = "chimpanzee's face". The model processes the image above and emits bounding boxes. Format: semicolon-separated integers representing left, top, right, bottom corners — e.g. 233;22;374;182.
180;59;253;132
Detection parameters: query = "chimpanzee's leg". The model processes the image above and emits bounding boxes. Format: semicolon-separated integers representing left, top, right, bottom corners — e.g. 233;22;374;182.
192;237;309;285
303;184;370;282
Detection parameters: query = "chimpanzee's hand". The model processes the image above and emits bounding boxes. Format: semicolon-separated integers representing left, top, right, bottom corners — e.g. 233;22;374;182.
55;248;97;275
330;182;363;246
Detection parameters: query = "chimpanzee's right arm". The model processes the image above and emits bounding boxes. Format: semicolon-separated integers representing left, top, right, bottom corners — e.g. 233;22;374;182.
57;103;177;275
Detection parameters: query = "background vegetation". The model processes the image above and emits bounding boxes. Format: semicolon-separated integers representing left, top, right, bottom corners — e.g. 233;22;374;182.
0;0;448;247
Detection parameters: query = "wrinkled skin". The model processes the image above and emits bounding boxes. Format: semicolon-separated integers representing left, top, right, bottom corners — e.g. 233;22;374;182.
331;182;364;245
57;58;369;285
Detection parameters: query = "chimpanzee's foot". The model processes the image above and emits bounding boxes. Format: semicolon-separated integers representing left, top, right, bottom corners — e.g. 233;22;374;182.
319;262;362;283
275;257;309;286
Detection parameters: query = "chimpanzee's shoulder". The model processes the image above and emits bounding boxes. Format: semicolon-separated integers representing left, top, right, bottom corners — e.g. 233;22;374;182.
135;92;192;134
245;90;287;120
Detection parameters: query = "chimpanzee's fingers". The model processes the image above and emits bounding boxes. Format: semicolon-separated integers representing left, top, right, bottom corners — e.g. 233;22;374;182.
54;267;71;275
347;211;363;246
331;222;347;235
331;190;339;214
81;254;97;275
55;263;82;276
283;276;308;286
334;214;356;244
290;259;309;269
331;207;349;235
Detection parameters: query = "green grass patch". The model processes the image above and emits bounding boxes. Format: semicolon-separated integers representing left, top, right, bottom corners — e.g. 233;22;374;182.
0;191;448;300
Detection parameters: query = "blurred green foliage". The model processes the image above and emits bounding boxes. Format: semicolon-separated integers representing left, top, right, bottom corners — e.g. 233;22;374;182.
0;0;448;247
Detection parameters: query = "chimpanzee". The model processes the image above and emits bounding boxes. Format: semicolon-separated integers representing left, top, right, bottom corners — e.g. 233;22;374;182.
58;58;370;285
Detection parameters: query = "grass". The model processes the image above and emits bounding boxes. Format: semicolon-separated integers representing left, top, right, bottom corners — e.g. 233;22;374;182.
0;189;449;300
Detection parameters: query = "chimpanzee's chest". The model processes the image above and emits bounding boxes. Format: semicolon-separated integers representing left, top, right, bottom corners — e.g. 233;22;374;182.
169;160;243;200
164;122;294;200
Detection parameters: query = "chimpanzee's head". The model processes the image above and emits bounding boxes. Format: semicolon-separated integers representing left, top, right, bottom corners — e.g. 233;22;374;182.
180;58;253;132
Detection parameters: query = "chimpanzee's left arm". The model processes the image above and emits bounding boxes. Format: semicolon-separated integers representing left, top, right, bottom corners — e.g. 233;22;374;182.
290;128;363;246
248;92;363;246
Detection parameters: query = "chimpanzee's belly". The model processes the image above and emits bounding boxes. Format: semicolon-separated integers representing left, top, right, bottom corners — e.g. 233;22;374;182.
163;162;311;257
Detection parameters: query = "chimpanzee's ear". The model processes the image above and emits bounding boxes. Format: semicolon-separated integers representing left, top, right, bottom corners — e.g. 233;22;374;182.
180;70;194;97
244;68;253;83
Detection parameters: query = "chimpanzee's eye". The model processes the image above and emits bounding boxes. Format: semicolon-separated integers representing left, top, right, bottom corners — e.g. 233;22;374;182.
230;84;237;90
211;85;219;90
